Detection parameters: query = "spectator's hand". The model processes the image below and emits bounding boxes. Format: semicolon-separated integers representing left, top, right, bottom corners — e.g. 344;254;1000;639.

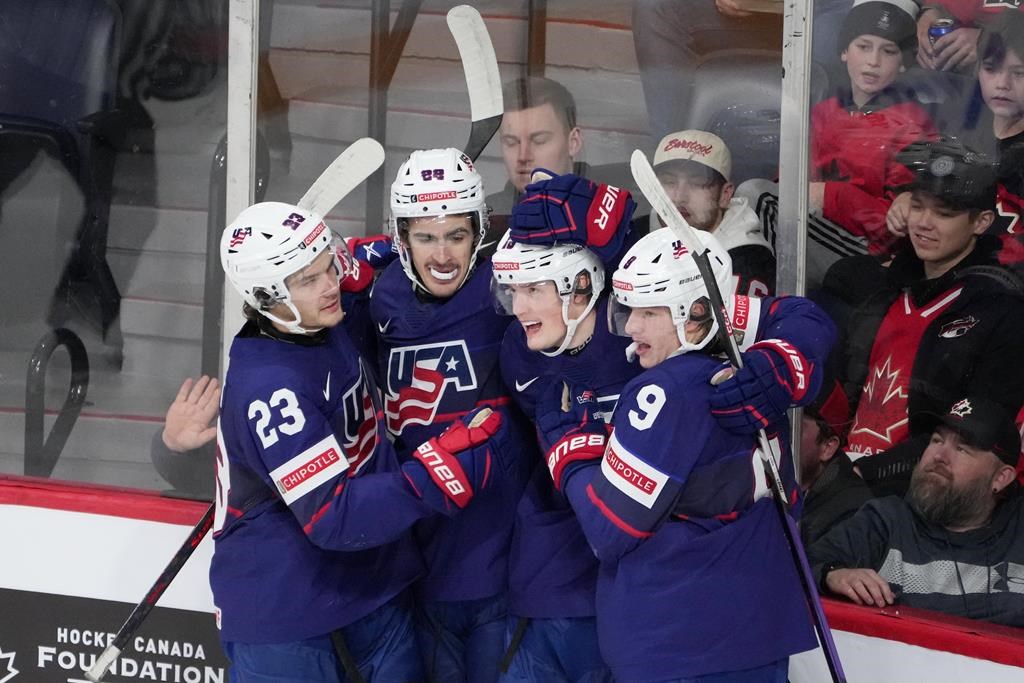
808;182;826;213
716;0;754;19
932;27;982;72
915;9;942;70
826;567;896;607
885;191;912;237
162;376;221;453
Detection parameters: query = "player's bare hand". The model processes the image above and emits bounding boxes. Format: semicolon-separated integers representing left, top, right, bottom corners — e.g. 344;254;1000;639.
885;191;912;237
162;376;221;453
932;27;981;72
715;0;754;19
826;567;896;607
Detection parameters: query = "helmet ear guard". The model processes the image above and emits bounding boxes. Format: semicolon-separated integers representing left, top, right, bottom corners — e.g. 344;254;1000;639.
609;229;735;360
490;231;605;356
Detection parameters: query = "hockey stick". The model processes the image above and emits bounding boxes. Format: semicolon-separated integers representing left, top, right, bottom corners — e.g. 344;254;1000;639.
86;504;215;682
87;143;385;682
447;5;503;162
297;137;386;218
630;150;847;683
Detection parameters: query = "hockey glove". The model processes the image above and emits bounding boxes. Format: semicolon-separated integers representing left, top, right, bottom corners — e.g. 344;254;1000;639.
339;234;397;293
709;339;812;434
510;171;636;266
536;381;610;491
403;406;504;514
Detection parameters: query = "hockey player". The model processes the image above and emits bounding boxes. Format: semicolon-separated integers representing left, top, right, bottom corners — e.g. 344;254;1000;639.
534;228;820;682
368;148;535;682
213;201;505;682
491;175;836;681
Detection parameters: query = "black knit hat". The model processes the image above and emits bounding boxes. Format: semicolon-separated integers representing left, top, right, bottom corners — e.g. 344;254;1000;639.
839;0;918;57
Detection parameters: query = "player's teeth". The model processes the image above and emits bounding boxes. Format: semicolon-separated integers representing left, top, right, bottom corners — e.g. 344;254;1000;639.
430;267;458;281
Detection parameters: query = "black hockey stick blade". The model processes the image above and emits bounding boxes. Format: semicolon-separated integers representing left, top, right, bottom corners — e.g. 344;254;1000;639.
630;149;847;683
85;504;215;682
447;5;503;161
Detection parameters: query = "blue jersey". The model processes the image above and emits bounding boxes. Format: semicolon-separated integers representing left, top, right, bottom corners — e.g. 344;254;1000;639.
211;321;426;644
370;260;533;601
563;353;817;680
502;293;836;622
500;297;636;618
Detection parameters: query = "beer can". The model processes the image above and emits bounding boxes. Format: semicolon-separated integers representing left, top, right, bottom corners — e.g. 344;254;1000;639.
928;18;956;46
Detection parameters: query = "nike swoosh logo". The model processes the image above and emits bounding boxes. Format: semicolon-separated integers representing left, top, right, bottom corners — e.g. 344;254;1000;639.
515;377;539;392
323;371;331;401
378;319;391;334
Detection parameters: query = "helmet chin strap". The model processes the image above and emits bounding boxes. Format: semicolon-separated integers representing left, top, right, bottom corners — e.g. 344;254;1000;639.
259;302;325;336
541;290;599;357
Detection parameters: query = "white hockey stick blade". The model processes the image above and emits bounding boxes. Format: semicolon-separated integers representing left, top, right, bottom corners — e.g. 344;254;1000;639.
447;5;503;123
296;137;386;218
629;149;705;255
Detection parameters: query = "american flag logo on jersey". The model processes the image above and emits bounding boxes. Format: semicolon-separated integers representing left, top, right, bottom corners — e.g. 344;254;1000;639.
336;368;379;475
229;227;252;247
385;340;478;435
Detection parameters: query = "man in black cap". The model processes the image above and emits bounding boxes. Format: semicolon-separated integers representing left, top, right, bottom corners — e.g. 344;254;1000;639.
809;395;1024;627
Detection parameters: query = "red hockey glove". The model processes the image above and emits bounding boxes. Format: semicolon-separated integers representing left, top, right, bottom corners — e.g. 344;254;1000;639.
536;381;609;491
403;407;504;513
338;234;397;293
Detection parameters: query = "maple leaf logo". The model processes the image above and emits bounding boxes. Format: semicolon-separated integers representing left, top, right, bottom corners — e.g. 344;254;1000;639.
850;354;909;446
0;649;18;683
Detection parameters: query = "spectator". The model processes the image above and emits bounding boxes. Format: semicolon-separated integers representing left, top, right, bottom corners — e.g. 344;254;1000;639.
740;0;936;287
643;129;776;296
974;13;1024;266
632;0;784;139
150;376;218;498
488;77;583;218
838;136;1024;494
914;1;1022;74
810;395;1024;628
485;76;641;249
799;378;875;546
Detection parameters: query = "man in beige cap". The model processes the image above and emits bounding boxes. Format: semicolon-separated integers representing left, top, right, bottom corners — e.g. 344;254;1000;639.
645;129;776;296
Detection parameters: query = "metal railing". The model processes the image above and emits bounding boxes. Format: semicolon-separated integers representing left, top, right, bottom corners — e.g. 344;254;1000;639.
24;328;90;478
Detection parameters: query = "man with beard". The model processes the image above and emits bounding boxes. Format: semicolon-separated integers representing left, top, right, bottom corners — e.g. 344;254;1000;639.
809;396;1024;627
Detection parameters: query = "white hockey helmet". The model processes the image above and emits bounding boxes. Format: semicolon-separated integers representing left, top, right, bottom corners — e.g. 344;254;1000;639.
491;230;604;356
609;228;734;356
390;147;489;293
221;201;350;334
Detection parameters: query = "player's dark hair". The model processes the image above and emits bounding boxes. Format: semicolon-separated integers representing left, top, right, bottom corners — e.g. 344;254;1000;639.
978;11;1024;67
502;76;578;131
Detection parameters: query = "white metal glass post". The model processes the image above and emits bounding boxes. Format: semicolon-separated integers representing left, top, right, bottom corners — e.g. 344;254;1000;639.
222;0;260;371
777;0;814;297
